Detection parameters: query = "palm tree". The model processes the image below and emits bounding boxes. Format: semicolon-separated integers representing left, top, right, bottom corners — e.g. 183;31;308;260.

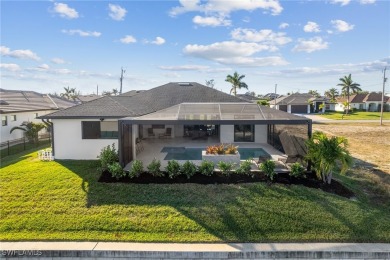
205;79;215;88
112;88;119;96
10;122;46;144
308;90;320;98
225;72;248;96
305;131;353;184
60;86;79;101
324;88;339;102
337;74;361;114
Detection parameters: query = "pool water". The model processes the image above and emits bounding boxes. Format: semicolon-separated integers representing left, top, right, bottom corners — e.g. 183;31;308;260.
162;147;270;161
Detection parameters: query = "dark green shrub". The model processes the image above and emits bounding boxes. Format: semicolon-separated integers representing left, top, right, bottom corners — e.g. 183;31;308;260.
166;160;181;179
108;162;126;180
147;158;163;177
198;160;214;176
236;159;253;177
260;159;276;181
97;143;119;172
181;161;197;179
289;162;306;178
129;160;143;178
217;161;235;176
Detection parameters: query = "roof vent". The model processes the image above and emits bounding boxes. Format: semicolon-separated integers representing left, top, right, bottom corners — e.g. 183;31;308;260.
178;82;192;86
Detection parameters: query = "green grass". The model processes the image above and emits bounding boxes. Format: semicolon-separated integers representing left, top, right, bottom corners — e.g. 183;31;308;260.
320;111;390;120
1;149;390;242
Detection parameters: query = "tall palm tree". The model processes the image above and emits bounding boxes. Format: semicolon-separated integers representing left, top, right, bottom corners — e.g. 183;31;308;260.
10;122;46;144
225;72;248;96
337;74;361;114
324;88;339;102
308;90;320;98
305;131;353;184
60;86;79;101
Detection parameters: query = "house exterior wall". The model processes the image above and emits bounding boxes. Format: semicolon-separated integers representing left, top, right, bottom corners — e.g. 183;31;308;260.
220;125;267;143
52;119;118;160
1;110;53;142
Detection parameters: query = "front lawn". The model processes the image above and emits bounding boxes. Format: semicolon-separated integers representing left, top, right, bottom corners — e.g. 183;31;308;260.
320;111;390;120
1;149;389;242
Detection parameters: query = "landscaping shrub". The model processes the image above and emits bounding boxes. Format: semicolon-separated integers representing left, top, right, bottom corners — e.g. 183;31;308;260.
108;162;126;180
198;160;214;176
206;145;218;155
216;144;225;155
236;159;253;177
289;162;306;178
260;160;276;181
181;161;197;179
225;144;238;154
166;160;181;179
217;161;235;176
98;144;119;172
147;158;163;177
129;160;143;178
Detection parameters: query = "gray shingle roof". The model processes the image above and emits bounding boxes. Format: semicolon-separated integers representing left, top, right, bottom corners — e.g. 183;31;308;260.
40;82;245;119
0;88;77;113
273;93;314;105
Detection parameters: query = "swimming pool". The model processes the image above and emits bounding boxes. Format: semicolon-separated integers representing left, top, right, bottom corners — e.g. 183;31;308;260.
162;147;270;160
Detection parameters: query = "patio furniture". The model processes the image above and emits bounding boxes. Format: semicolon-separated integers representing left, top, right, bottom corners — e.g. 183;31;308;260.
158;128;172;138
38;148;54;161
147;128;155;138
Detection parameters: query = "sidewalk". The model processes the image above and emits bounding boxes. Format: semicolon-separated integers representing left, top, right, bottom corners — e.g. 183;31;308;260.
1;242;389;259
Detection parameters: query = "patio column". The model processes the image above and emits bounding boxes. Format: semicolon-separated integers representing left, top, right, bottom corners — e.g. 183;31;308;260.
307;105;310;114
287;105;291;113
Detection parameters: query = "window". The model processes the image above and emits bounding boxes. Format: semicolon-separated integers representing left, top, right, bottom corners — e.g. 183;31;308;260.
234;125;254;142
11;115;16;121
81;121;118;139
2;116;7;126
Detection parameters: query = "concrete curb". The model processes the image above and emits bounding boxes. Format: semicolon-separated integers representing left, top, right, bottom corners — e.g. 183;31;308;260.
1;242;390;259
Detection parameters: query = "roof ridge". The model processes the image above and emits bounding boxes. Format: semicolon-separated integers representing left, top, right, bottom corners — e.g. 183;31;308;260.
108;96;135;115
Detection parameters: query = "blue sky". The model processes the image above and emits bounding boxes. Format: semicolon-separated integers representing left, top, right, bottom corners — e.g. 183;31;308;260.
1;0;389;96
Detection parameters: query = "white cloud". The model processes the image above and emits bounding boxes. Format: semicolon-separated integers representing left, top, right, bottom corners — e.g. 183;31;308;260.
279;22;289;29
303;21;321;33
0;63;21;72
331;19;354;32
151;37;166;45
170;0;283;17
51;58;66;64
231;28;291;46
193;15;231;27
53;3;79;19
292;37;329;53
120;35;137;44
159;64;232;73
38;64;50;70
330;0;351;6
62;29;101;37
0;46;40;60
108;4;127;21
163;72;181;78
360;0;376;4
183;41;288;67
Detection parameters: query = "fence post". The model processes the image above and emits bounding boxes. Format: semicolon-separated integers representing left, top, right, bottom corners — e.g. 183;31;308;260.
7;141;10;156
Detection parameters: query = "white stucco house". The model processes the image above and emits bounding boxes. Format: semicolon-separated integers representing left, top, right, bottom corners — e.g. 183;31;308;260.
335;93;390;112
270;93;330;114
0;88;77;142
40;82;312;168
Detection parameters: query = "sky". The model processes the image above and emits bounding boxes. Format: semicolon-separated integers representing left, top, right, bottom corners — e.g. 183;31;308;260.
1;0;389;96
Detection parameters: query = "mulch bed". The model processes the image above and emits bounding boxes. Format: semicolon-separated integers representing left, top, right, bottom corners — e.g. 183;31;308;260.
98;171;355;199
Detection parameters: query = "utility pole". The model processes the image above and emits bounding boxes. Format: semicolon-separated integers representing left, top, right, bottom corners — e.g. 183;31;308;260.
380;67;387;126
96;84;99;96
119;67;126;94
274;84;277;107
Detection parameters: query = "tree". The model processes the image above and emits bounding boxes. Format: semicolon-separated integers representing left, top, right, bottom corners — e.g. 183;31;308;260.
308;90;320;98
225;72;248;96
10;122;46;144
257;100;270;106
112;88;119;96
337;74;361;114
305;131;353;184
205;79;215;88
324;88;339;102
60;86;79;101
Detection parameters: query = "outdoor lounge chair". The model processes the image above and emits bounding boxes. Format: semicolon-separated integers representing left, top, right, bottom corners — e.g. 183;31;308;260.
147;128;155;137
159;128;172;138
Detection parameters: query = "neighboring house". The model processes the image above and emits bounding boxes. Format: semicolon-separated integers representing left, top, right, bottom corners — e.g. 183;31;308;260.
270;93;328;114
236;93;262;103
335;93;390;112
261;93;280;100
0;88;77;142
75;94;101;103
40;82;312;166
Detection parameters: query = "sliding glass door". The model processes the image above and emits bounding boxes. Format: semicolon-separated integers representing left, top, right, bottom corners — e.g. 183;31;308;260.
234;125;255;142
